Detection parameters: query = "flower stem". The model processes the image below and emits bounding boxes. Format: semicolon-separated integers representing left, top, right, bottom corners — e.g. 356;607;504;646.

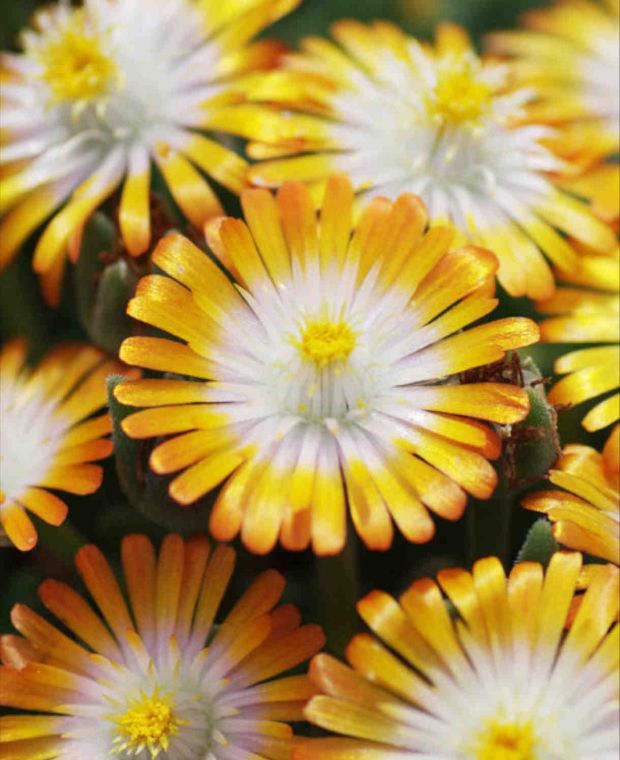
467;483;513;567
315;531;361;657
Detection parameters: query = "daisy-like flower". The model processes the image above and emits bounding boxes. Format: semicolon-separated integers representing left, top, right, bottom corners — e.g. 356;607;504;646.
537;246;619;432
0;339;127;551
115;176;538;555
487;0;620;171
0;0;299;303
0;533;324;759
295;552;620;760
487;0;620;227
523;429;619;564
236;21;617;300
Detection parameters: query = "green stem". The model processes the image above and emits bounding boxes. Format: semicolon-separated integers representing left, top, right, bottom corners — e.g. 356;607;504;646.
36;518;88;568
467;483;513;567
315;532;360;658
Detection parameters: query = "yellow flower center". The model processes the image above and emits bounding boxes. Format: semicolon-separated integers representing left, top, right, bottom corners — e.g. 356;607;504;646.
296;319;356;366
111;688;183;759
426;57;492;124
37;11;118;105
474;719;538;760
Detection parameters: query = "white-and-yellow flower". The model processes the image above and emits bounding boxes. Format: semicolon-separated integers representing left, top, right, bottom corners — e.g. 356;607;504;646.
0;534;324;759
488;0;620;169
115;176;538;555
0;340;128;550
296;553;619;760
237;21;616;299
0;0;298;302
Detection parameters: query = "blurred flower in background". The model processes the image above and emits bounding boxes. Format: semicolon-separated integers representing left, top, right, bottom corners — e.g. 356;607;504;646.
296;553;619;759
487;0;620;228
0;0;299;302
487;0;619;171
0;340;128;551
115;176;538;555
238;20;616;299
0;534;324;758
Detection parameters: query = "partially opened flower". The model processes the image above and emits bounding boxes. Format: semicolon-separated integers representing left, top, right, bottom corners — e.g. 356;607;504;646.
115;176;538;555
0;0;299;302
237;21;616;299
523;429;619;564
537;246;619;431
487;0;619;171
0;340;127;551
295;552;619;759
0;533;324;759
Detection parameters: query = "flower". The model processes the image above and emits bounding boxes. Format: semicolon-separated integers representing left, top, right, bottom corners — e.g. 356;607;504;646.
0;0;298;303
0;533;324;759
487;0;620;227
537;246;619;431
523;429;619;564
237;21;616;300
115;175;539;555
487;0;620;171
295;552;619;759
0;339;127;551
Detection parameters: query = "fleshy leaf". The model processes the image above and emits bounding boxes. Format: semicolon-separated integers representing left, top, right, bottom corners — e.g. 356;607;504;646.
107;375;213;532
516;517;558;566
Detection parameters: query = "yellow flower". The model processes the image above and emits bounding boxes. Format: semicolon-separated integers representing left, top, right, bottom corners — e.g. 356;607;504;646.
523;427;619;564
487;0;620;226
295;553;619;759
115;175;538;555
234;21;616;300
0;0;299;303
0;340;128;551
0;534;324;758
537;246;619;431
487;0;619;170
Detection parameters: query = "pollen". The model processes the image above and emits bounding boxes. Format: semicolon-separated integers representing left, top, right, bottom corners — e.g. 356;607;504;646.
36;10;118;106
473;718;537;760
296;319;356;366
111;687;184;758
426;56;492;124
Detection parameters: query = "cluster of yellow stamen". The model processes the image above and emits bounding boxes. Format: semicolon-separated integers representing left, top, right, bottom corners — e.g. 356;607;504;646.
426;56;492;125
473;718;537;760
111;687;183;759
35;10;119;106
296;319;357;366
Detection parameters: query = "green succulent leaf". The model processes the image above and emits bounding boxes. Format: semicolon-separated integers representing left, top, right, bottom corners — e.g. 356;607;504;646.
516;518;558;566
107;375;213;533
73;213;139;354
502;356;561;491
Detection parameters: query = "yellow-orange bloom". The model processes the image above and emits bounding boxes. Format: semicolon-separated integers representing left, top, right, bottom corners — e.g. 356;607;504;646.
487;0;619;170
115;175;539;555
296;553;619;759
0;340;127;551
488;0;620;226
0;533;324;759
523;428;619;564
235;21;616;299
537;247;619;431
0;0;299;302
